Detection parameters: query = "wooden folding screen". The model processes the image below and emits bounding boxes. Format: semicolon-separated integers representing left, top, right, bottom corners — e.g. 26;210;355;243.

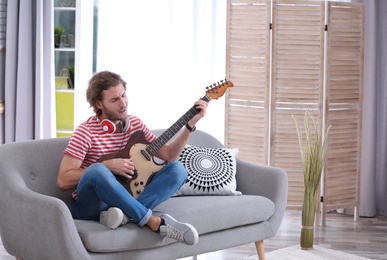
225;0;364;223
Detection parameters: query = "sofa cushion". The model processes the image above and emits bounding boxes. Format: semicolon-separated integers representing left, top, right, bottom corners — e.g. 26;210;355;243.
75;195;274;253
176;145;241;196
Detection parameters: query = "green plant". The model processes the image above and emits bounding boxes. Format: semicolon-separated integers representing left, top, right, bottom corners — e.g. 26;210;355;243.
54;25;66;48
54;25;66;37
292;110;331;249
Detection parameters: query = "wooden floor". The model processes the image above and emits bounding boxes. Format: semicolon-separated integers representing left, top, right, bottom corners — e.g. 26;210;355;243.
1;210;387;260
177;210;387;260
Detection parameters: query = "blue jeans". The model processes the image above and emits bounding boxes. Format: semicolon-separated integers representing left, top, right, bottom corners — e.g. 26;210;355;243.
74;161;187;226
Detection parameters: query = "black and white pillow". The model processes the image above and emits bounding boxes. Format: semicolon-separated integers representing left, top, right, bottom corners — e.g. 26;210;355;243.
175;145;242;196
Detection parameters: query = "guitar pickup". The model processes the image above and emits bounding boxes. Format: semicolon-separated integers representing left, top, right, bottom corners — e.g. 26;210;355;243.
141;150;151;161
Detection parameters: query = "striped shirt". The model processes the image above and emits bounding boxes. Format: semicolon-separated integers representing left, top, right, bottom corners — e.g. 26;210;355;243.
64;115;157;168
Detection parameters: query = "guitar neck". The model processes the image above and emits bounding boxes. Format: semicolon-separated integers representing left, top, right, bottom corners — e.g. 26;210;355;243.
146;95;210;156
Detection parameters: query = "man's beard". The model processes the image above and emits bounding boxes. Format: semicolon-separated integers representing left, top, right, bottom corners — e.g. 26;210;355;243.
102;105;127;124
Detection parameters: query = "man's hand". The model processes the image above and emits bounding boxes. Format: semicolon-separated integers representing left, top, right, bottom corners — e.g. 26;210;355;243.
103;158;136;180
189;99;208;126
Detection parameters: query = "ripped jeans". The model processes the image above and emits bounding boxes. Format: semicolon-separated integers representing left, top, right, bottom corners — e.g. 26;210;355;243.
74;161;187;226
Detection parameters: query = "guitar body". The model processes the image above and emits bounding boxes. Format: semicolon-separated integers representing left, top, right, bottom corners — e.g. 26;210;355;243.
98;131;166;199
128;142;165;197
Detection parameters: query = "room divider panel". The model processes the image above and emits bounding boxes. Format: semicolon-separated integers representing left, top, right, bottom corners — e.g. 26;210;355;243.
225;0;364;224
322;1;364;224
225;0;271;164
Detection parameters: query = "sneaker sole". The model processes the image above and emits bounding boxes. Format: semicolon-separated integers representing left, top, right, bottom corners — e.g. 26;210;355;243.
100;207;123;229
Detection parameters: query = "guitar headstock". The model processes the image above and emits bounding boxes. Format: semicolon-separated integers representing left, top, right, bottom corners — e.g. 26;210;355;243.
205;79;234;100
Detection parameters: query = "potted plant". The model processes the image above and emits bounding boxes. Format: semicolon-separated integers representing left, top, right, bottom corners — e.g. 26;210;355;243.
54;25;66;48
292;110;331;249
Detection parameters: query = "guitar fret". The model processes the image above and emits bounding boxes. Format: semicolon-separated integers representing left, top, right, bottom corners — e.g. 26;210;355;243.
172;124;180;132
178;119;185;126
146;146;155;156
159;135;168;144
184;111;195;120
156;139;164;148
169;128;178;135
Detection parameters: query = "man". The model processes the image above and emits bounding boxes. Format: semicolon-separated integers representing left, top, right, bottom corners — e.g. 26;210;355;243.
57;71;208;246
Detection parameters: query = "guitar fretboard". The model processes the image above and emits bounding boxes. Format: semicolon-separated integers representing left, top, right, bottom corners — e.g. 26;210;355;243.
146;95;210;156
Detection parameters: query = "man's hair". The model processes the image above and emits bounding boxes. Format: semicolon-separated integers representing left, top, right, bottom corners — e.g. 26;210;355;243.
86;71;127;115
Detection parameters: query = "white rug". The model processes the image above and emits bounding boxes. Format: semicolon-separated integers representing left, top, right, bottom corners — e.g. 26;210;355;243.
241;245;371;260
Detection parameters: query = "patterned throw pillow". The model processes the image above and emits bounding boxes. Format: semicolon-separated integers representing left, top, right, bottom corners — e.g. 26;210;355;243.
175;145;242;196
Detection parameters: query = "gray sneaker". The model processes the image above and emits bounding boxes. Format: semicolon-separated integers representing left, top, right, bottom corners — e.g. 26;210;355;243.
100;207;128;229
159;214;199;246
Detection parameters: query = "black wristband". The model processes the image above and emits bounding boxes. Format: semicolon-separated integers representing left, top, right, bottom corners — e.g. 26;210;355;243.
185;123;196;133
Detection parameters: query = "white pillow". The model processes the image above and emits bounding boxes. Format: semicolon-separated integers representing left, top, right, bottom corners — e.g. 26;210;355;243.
175;145;242;196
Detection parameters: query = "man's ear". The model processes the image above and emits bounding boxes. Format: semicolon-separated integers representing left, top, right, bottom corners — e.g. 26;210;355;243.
95;101;103;110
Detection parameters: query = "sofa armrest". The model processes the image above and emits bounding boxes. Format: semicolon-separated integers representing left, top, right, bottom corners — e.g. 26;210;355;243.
0;172;90;260
236;159;288;234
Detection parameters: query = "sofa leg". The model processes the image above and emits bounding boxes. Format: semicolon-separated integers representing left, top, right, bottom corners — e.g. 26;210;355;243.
255;240;265;260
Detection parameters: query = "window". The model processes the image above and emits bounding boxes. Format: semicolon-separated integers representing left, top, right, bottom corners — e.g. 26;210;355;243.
94;0;228;141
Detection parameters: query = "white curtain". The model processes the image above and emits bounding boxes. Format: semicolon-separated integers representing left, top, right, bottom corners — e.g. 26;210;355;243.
352;0;387;217
95;0;227;142
0;0;54;144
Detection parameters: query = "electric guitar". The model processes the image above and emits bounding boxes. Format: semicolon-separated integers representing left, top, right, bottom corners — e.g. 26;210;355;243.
98;79;233;198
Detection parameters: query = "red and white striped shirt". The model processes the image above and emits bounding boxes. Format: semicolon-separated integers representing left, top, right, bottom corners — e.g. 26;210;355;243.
64;115;157;168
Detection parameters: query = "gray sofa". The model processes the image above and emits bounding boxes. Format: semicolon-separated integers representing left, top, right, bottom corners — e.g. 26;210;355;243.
0;129;288;260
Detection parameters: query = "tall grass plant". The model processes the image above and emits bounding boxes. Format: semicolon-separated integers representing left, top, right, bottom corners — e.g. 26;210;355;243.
292;110;331;249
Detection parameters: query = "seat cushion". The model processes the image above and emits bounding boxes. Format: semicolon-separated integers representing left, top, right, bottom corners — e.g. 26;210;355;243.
75;195;274;253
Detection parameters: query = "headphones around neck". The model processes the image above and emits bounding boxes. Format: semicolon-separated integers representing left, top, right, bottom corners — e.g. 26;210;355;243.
101;118;129;133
